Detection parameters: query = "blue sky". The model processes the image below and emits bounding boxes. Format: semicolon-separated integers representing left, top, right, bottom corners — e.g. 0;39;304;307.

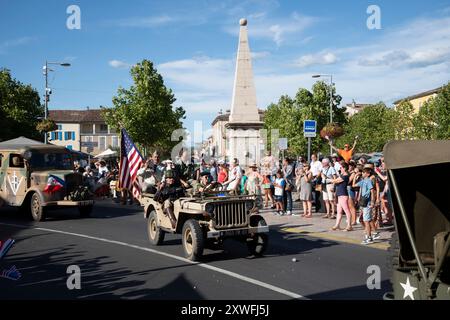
1;0;450;139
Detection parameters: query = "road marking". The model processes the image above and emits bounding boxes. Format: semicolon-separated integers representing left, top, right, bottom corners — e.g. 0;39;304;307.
281;227;390;250
0;222;307;300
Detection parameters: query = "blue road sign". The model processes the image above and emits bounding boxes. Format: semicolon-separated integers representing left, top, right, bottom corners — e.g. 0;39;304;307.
303;120;317;137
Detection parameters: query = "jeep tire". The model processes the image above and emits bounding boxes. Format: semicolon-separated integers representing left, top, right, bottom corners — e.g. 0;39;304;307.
79;205;93;218
182;219;204;261
30;193;46;222
148;210;165;245
247;219;269;256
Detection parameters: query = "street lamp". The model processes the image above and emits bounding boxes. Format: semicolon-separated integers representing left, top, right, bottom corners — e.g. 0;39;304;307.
43;61;71;144
312;74;334;155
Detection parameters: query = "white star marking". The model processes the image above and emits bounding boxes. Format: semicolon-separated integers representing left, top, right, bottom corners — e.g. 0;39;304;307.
400;277;417;300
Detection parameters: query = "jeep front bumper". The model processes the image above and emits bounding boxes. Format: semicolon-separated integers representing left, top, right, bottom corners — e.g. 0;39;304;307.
207;225;269;238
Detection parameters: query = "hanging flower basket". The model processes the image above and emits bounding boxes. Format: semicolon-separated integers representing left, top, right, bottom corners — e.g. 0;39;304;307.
36;119;58;132
320;123;344;139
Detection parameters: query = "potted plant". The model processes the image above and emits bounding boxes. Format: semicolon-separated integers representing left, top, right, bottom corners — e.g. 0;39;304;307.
36;119;58;132
320;123;344;140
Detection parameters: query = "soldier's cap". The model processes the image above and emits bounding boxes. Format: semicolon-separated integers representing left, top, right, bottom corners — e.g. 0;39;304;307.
165;170;175;178
200;171;210;177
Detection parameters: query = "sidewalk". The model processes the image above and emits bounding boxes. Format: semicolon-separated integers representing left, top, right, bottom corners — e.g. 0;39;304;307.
259;200;394;250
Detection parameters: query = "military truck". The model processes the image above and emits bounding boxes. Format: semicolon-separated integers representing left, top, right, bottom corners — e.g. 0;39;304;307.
383;140;450;300
140;187;269;261
0;142;94;221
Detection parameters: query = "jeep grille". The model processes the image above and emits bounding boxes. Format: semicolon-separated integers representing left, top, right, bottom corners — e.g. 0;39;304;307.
213;201;249;229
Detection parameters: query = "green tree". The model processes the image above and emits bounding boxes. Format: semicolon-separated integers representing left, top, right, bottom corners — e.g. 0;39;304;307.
393;101;415;140
264;81;347;157
336;103;396;153
432;82;450;139
102;60;185;153
0;68;44;141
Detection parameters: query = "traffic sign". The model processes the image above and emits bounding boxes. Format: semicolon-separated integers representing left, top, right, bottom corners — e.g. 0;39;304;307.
279;138;288;150
303;120;317;138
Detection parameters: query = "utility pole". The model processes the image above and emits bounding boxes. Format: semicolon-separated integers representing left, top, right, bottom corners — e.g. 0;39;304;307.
42;61;71;144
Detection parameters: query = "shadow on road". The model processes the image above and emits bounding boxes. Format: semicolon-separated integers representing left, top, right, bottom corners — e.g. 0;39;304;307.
0;229;204;299
306;280;392;300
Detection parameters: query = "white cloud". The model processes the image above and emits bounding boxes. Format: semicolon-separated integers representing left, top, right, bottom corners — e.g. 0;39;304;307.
224;11;317;46
115;15;174;27
0;36;35;54
294;51;338;68
108;60;131;69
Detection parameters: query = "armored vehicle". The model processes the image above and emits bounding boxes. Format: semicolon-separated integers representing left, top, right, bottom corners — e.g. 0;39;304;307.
384;140;450;300
0;141;94;221
140;187;269;261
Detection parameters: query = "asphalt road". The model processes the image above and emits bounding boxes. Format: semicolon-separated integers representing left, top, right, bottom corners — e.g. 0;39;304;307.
0;200;391;300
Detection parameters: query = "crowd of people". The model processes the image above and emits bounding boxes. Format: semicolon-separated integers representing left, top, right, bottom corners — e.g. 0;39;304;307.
71;139;394;245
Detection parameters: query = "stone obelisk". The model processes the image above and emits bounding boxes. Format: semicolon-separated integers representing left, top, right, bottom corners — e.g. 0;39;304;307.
226;18;264;167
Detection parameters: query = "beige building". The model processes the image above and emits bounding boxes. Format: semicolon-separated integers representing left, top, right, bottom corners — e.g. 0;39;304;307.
394;87;441;113
345;101;371;117
48;109;119;155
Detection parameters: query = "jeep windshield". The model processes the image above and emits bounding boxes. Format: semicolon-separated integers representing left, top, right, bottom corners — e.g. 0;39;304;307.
28;152;73;170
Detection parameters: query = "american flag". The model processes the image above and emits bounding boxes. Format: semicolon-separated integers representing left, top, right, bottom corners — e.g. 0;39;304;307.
119;128;144;199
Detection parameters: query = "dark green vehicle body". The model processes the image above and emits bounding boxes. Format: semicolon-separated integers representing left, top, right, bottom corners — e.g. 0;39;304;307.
384;140;450;300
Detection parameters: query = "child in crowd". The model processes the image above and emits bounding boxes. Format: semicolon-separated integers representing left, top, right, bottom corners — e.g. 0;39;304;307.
273;170;286;215
353;168;381;244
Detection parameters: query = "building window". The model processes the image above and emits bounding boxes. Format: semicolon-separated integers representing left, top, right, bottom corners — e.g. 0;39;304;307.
98;124;108;133
99;136;106;150
81;124;93;134
84;136;93;142
58;124;62;130
111;136;119;148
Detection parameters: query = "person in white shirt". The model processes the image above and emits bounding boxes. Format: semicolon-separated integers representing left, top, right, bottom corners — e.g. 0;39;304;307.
224;158;242;193
321;158;338;218
310;154;323;212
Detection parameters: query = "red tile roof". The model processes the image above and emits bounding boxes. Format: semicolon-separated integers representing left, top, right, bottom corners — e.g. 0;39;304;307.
49;109;106;123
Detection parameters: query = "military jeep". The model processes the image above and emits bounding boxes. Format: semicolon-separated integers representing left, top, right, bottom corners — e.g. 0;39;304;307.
140;189;269;261
0;143;94;221
383;140;450;300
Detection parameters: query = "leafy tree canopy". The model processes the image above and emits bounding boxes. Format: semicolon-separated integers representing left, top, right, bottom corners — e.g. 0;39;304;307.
0;68;44;141
102;60;185;154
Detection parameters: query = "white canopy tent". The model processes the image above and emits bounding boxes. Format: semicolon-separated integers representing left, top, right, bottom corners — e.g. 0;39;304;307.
93;148;118;159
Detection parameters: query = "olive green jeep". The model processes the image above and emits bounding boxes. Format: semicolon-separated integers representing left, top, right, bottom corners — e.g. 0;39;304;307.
384;140;450;300
0;143;94;221
140;187;269;261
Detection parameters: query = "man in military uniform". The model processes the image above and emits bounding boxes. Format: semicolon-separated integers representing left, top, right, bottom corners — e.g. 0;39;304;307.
154;170;188;228
191;171;217;195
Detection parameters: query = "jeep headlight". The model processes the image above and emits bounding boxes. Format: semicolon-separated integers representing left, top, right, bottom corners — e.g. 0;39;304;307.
245;201;254;211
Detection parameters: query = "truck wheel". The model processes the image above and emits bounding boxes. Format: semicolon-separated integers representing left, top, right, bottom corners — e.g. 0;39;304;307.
79;205;93;218
148;211;165;245
247;220;269;256
30;193;46;222
182;219;204;261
